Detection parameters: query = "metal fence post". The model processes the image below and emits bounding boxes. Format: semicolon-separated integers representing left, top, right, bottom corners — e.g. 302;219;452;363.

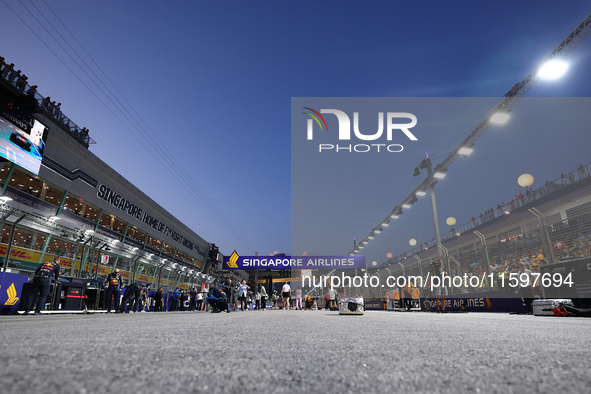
474;230;492;287
529;208;556;264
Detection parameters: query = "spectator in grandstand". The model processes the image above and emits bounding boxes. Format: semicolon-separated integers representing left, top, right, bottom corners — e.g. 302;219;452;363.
104;268;123;313
536;249;545;265
516;193;525;207
238;279;248;311
154;287;164;312
24;257;61;315
430;260;448;313
489;260;499;273
525;188;533;203
578;164;588;179
517;262;534;314
260;284;268;310
510;199;516;211
6;68;20;84
120;282;141;313
495;266;507;290
25;84;37;96
558;249;574;261
281;281;291;310
561;173;569;185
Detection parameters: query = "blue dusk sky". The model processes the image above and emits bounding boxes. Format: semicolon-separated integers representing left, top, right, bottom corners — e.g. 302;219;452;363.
1;1;590;261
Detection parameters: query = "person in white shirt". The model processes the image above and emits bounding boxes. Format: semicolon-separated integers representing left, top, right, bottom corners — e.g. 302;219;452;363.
328;287;337;310
196;291;203;311
260;285;268;310
255;292;261;310
281;281;291;310
238;279;249;311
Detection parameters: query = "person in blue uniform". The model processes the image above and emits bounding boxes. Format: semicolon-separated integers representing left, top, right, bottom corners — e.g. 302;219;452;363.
207;283;228;313
170;288;181;311
104;268;123;313
120;282;141;313
25;257;61;315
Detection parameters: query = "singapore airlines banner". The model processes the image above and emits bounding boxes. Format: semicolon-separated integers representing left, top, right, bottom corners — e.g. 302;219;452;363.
223;251;365;270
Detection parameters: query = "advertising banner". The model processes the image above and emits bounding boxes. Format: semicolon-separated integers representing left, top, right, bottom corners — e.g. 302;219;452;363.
0;271;29;314
0;244;73;270
223;250;365;270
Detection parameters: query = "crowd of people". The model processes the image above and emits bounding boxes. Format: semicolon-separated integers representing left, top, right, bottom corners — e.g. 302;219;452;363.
199;279;346;313
23;260;338;315
0;57;91;142
398;162;591;255
453;227;591;289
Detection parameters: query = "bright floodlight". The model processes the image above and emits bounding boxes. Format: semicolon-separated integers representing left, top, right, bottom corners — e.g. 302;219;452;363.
402;203;411;209
391;214;399;219
538;59;569;80
458;146;473;156
416;190;427;197
490;112;510;125
382;221;390;227
433;171;446;179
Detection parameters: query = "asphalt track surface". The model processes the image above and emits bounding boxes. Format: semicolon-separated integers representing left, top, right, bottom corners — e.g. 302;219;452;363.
1;310;590;394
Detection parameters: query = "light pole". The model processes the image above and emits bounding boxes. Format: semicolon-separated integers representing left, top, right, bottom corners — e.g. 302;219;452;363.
416;154;444;261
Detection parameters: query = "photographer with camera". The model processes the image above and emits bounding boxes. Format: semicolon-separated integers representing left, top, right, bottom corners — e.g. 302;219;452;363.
207;282;228;313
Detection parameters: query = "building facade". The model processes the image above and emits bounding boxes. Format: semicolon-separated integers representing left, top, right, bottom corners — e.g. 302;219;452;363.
0;58;215;290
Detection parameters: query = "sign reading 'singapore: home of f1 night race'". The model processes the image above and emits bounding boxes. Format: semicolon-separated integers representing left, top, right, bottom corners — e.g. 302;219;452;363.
223;251;365;270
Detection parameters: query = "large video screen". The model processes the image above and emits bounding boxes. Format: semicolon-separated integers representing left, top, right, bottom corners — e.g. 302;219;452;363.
0;114;48;175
